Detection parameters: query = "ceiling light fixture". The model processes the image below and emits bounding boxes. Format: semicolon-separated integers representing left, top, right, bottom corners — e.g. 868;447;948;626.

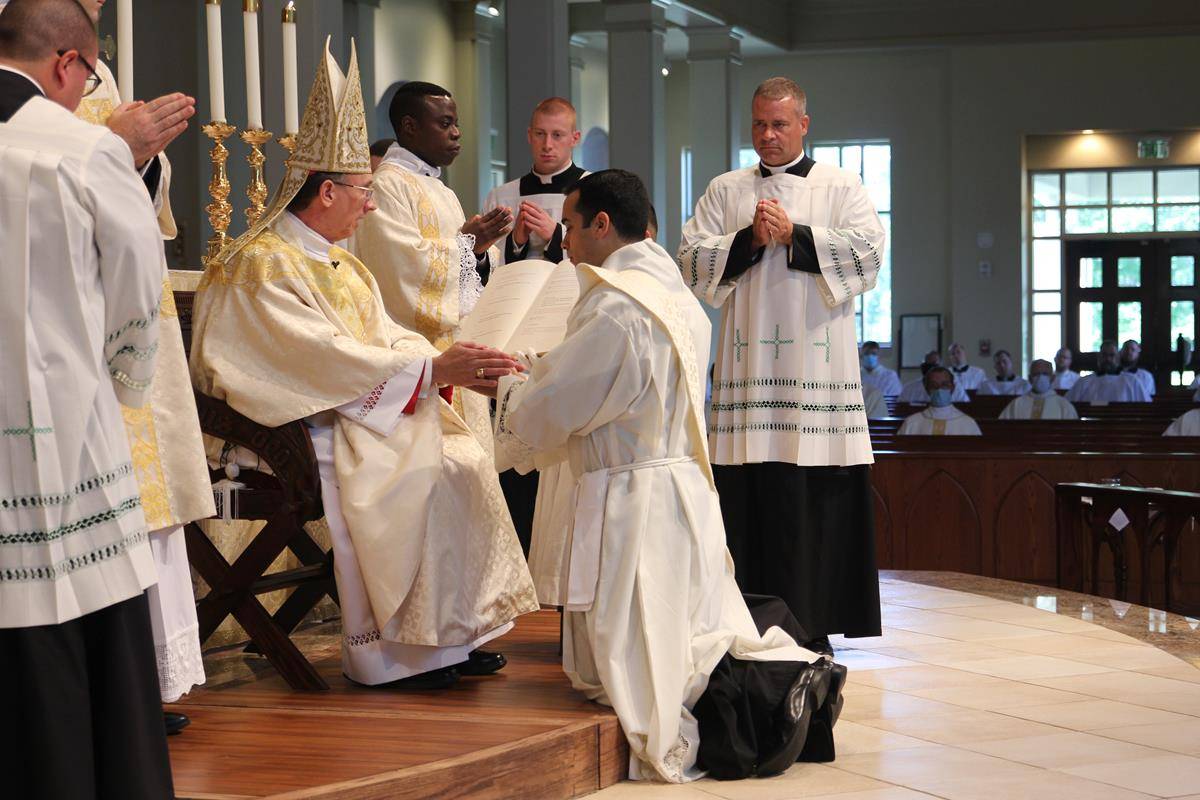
1081;129;1096;135
661;66;670;77
486;4;500;17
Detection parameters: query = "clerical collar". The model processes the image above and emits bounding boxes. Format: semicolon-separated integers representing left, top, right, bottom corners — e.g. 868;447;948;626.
951;365;970;374
995;375;1014;382
759;153;815;179
0;64;45;96
519;162;585;196
382;143;441;179
275;211;341;264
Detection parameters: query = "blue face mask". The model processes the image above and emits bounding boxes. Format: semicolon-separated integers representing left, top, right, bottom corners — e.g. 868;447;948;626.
862;354;879;370
929;388;954;408
1031;374;1052;394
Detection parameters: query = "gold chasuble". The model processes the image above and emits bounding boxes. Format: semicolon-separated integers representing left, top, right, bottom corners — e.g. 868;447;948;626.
190;41;535;672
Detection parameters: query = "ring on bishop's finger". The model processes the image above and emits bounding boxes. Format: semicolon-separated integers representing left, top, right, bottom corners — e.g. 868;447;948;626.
476;367;486;380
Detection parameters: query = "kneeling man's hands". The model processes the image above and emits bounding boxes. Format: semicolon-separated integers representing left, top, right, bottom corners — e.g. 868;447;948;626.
432;342;523;395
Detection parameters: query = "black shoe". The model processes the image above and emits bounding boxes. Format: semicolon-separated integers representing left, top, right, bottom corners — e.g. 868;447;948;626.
756;658;833;778
802;636;834;657
798;660;847;763
455;649;506;676
346;666;461;690
164;711;190;736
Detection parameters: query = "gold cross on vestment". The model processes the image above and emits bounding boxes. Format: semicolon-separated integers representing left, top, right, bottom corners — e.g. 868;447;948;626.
3;402;53;462
760;324;795;360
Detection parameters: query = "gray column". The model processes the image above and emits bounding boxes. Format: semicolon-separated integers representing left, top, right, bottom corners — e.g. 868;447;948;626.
604;0;666;229
569;36;586;118
686;26;741;211
449;1;494;216
504;0;571;178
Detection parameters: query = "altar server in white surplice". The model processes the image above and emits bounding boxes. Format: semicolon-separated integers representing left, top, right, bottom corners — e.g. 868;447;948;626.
495;171;844;784
481;97;586;603
947;342;987;392
1119;339;1156;397
976;350;1032;396
0;2;173;795
1067;340;1152;404
1053;347;1080;391
1000;360;1078;420
678;78;884;652
1165;409;1200;436
898;369;982;436
191;44;537;690
859;340;902;396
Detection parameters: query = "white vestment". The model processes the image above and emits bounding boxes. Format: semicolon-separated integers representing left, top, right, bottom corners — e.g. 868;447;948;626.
1164;409;1200;437
494;240;819;783
977;377;1032;396
861;364;902;396
481;163;586;267
0;91;162;628
897;406;982;436
1053;369;1080;391
999;392;1079;420
678;158;886;466
949;364;987;391
1124;368;1156;397
897;378;969;404
1190;375;1200;402
1066;373;1151;404
863;384;888;419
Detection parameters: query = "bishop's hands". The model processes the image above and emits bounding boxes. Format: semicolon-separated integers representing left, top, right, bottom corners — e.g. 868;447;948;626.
107;92;196;169
462;206;515;255
432;342;524;396
750;199;793;250
511;201;557;248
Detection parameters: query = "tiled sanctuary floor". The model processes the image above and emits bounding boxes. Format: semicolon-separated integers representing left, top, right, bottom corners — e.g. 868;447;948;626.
590;571;1200;800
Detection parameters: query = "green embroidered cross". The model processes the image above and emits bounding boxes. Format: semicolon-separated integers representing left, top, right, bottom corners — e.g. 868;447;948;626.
759;324;795;360
733;329;749;362
813;326;832;364
3;402;53;462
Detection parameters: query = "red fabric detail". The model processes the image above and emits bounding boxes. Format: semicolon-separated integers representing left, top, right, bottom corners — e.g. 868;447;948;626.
439;385;454;405
402;365;426;415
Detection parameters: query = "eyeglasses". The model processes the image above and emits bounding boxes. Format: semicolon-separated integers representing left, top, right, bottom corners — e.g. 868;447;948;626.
57;49;102;97
331;181;374;203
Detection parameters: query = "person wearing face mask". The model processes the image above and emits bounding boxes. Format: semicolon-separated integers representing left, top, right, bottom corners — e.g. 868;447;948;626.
860;341;902;396
1052;347;1080;391
1119;339;1156;397
947;342;986;392
999;360;1079;420
976;350;1032;396
1067;340;1151;404
897;351;969;404
897;367;981;436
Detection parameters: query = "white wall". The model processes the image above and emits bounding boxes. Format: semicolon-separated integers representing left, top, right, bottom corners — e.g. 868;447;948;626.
374;0;456;114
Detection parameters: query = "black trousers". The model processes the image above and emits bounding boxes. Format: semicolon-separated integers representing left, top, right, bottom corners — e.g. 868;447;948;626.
0;592;174;800
499;468;538;557
714;462;882;639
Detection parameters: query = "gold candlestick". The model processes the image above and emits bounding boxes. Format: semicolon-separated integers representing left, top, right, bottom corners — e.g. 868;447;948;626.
240;128;274;226
202;121;236;265
277;133;297;156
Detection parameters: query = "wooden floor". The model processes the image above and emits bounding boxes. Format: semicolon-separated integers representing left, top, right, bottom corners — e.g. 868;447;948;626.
167;610;627;800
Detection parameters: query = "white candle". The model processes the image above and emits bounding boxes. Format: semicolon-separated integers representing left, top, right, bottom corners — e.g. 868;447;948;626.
243;0;262;130
117;0;133;102
281;2;298;135
205;0;226;123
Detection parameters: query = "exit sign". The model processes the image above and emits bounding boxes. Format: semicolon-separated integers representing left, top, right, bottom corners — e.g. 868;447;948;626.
1138;138;1170;160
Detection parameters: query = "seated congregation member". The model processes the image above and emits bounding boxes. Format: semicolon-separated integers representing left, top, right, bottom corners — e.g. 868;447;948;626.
1053;347;1080;391
1067;340;1151;404
493;171;844;783
999;359;1078;420
189;43;537;690
947;342;987;391
976;349;1031;396
898;367;981;436
898;351;968;403
863;383;888;419
1164;407;1200;436
860;340;902;395
1191;374;1200;402
1120;339;1156;397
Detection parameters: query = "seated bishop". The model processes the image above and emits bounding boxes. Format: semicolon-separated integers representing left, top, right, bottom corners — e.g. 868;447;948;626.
898;367;981;435
494;171;844;784
999;360;1078;420
189;41;537;690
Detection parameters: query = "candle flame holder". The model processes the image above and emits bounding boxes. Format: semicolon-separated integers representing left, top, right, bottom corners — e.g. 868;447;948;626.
277;133;297;156
202;121;237;265
240;128;274;227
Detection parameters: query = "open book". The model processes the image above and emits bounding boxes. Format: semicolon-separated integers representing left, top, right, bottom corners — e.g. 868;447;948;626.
459;259;581;354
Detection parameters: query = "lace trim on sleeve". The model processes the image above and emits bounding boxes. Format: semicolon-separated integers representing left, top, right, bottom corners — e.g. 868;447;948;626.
457;233;484;317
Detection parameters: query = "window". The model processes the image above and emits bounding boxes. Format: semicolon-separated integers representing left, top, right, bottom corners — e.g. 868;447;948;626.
1027;167;1200;360
680;147;693;228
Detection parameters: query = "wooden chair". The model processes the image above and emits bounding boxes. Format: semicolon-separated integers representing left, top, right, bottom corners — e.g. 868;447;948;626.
175;288;338;690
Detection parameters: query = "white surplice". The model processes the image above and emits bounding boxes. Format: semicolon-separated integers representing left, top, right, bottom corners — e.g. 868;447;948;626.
897;378;969;404
863;384;888;419
999;392;1079;420
1066;373;1151;404
1052;370;1080;391
949;364;987;391
861;364;902;396
897;406;982;436
678;159;885;467
1124;368;1156;397
494;240;819;783
1164;409;1200;437
977;377;1032;396
482;162;586;267
0;91;162;628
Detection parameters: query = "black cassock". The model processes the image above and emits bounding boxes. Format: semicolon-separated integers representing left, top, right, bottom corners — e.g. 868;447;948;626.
715;462;882;641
